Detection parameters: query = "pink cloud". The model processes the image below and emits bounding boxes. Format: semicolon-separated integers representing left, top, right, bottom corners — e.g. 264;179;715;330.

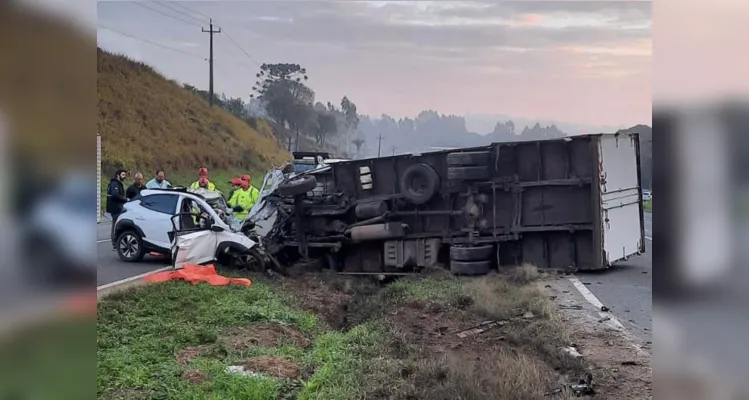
519;13;545;26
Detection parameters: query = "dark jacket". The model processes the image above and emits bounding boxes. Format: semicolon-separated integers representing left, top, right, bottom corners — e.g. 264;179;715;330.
106;177;127;214
126;183;145;200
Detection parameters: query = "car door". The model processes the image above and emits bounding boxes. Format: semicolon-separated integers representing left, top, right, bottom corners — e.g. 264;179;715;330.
136;193;179;250
172;196;219;267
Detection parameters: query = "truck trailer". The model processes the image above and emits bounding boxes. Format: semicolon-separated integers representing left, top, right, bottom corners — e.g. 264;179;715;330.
254;132;646;275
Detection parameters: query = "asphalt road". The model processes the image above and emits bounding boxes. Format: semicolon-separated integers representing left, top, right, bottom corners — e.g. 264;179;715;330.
574;212;653;344
97;221;170;286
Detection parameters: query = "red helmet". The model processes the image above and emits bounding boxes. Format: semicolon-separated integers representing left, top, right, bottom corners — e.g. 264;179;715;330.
241;174;251;182
198;167;208;177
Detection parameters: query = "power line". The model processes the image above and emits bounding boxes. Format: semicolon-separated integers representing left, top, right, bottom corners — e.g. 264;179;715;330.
149;0;207;25
221;29;262;67
98;24;207;61
130;1;202;27
166;1;213;21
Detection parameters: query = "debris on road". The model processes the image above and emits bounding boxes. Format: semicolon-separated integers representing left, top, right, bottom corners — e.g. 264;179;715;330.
226;365;262;378
600;305;610;312
570;373;595;396
562;346;583;358
454;320;507;338
559;304;583;310
226;356;300;379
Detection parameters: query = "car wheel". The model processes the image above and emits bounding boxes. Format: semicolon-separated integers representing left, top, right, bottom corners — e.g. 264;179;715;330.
450;259;492;276
235;249;266;272
450;244;494;262
278;175;318;197
116;230;146;262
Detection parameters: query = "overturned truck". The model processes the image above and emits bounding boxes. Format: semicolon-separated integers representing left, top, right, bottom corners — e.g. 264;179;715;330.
255;132;646;276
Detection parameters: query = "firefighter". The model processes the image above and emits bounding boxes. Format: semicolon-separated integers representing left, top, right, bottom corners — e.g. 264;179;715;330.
240;174;261;209
227;177;259;220
189;167;216;191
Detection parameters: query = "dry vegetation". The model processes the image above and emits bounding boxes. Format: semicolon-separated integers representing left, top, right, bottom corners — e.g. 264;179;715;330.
97;48;290;175
276;266;591;399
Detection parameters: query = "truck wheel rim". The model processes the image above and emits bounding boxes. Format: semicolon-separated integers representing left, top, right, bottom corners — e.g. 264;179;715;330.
119;234;139;258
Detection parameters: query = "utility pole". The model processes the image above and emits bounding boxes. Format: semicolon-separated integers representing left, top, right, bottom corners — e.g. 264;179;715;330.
391;146;396;156
377;133;382;158
202;19;221;107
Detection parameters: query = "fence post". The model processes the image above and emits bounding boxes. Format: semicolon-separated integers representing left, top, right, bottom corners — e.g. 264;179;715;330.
97;133;101;223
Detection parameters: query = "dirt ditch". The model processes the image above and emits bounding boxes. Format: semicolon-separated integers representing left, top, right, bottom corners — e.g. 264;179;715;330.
173;268;650;398
277;270;596;399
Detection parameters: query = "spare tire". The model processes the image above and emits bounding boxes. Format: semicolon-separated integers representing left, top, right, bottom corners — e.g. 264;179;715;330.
450;244;494;261
450;260;492;276
399;163;440;205
447;151;490;166
278;175;317;197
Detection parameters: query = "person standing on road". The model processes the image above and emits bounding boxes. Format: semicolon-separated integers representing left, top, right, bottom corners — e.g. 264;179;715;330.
146;169;171;189
126;172;146;200
106;169;128;249
227;178;258;220
189;167;216;191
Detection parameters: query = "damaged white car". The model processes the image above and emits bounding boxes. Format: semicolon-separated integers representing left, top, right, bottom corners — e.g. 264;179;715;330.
113;188;266;271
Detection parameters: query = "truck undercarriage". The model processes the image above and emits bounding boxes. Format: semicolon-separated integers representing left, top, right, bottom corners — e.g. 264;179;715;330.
250;133;646;276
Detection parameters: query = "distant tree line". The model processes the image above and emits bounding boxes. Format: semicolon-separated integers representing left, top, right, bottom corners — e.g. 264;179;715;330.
356;110;566;158
183;63;360;155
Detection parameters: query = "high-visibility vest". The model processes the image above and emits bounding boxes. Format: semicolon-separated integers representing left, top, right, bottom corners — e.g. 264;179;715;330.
189;180;216;191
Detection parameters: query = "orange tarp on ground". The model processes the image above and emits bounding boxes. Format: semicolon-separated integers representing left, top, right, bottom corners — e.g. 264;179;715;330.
144;264;252;287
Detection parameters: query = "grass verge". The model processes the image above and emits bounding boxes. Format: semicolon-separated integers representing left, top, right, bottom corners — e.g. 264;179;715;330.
97;266;586;399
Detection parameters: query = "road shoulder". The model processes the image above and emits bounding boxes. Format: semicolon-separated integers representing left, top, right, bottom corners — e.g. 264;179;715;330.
547;276;652;399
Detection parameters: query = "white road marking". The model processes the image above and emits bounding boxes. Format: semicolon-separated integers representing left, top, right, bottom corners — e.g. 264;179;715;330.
97;239;111;243
96;266;173;292
645;236;652;241
568;276;648;357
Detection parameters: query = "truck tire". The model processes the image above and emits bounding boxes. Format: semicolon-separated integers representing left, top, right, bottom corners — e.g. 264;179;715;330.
450;244;494;261
399;163;440;205
447;166;489;181
450;260;492;276
447;151;490;166
278;175;317;197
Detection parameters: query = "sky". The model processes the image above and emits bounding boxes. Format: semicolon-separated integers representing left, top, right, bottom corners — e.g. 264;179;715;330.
95;1;652;128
